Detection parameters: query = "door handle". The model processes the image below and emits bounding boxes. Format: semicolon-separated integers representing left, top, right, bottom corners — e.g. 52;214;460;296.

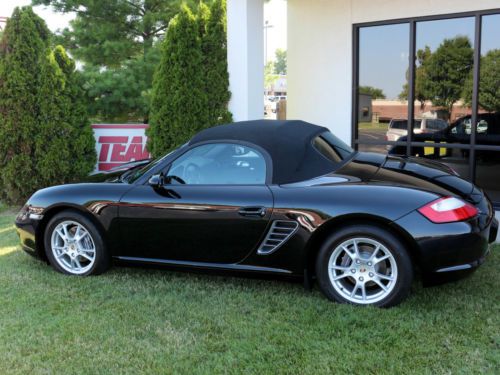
238;206;266;217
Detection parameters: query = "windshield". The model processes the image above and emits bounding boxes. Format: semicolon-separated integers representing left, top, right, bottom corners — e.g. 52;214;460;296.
127;145;185;183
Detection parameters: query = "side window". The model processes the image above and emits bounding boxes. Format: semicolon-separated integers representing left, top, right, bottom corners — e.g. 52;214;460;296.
167;143;267;185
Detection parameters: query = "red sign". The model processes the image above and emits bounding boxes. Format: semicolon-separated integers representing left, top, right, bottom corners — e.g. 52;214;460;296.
92;124;151;172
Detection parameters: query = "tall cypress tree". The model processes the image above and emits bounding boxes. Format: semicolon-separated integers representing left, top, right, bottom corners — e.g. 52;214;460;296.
202;0;232;125
147;5;206;157
147;1;233;156
36;48;73;185
0;8;96;204
53;46;96;181
0;7;50;204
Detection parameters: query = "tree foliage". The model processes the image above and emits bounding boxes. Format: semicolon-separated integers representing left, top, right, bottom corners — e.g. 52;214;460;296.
399;46;432;108
0;7;95;204
81;46;161;123
0;7;51;203
147;1;232;157
201;0;232;125
464;49;500;112
33;0;195;122
359;85;386;99
274;48;287;75
147;5;206;156
424;37;473;114
32;0;189;66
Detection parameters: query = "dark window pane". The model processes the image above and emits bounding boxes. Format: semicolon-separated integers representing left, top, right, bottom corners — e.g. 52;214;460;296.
476;14;500;147
167;143;266;185
358;143;389;155
476;152;500;202
357;23;409;144
410;145;470;179
410;17;475;148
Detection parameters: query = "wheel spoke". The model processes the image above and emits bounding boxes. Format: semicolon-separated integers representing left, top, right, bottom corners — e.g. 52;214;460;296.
373;278;388;291
331;265;350;272
360;282;367;301
79;252;93;262
333;273;350;281
73;258;82;270
373;254;391;264
352;239;360;257
55;228;66;242
350;282;360;298
62;224;71;240
376;272;394;281
74;225;82;241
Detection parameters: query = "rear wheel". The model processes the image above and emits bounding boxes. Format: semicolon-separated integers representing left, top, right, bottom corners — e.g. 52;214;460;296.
315;225;413;307
44;210;110;276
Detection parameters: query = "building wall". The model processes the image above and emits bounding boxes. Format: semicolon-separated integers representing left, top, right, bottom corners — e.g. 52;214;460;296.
287;0;500;144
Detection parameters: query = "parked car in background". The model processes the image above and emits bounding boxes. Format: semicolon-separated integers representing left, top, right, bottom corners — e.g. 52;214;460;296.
16;120;498;307
389;112;500;159
386;118;449;142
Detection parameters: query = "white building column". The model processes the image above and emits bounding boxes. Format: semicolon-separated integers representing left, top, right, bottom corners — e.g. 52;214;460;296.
227;0;264;121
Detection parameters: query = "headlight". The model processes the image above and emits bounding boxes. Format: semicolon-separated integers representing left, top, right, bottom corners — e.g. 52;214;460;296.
16;205;44;221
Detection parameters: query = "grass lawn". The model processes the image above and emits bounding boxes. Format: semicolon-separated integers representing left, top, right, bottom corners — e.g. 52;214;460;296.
0;213;499;374
358;121;389;133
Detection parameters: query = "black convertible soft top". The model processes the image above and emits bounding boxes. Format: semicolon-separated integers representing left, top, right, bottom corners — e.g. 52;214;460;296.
189;120;336;184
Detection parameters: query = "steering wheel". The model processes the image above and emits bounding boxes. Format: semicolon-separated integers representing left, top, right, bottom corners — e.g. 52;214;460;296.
184;163;202;184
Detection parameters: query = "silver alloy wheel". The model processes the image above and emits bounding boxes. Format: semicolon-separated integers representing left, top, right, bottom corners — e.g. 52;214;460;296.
50;220;96;275
328;237;398;304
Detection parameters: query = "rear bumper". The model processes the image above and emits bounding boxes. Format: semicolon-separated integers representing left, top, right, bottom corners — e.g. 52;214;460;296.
393;209;496;276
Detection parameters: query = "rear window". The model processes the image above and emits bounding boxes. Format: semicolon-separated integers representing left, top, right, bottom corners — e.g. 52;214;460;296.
426;119;448;130
390;120;422;129
313;131;354;163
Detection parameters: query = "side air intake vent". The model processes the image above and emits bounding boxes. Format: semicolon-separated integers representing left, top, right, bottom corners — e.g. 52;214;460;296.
257;220;299;255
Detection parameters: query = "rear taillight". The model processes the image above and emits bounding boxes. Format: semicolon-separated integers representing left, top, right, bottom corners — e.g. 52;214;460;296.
418;196;478;223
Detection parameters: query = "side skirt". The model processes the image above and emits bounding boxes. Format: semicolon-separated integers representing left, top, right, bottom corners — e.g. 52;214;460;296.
113;256;293;275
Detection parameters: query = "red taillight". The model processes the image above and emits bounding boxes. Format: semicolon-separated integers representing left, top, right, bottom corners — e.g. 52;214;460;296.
418;196;478;223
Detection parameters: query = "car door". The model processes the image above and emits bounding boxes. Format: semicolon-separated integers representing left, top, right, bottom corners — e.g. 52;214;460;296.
118;142;274;264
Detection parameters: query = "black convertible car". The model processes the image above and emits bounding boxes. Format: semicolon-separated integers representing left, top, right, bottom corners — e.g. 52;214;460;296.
16;120;498;307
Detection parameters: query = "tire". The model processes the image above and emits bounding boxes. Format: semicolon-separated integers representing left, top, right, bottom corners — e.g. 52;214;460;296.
315;224;413;308
44;210;110;276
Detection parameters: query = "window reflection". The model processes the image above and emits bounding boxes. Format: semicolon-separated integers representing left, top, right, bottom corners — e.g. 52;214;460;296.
357;23;409;145
410;17;475;144
476;14;500;147
476;153;500;202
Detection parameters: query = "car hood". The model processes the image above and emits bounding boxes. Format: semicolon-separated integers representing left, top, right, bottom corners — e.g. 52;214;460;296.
335;152;483;203
86;159;151;183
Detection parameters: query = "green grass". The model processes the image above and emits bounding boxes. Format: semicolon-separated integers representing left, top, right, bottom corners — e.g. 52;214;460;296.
0;214;499;374
358;121;388;133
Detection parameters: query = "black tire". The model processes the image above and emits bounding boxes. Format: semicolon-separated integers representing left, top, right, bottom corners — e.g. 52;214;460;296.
315;224;413;308
44;210;110;276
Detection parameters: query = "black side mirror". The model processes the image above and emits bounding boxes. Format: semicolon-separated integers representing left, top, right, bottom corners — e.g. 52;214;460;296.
148;174;164;187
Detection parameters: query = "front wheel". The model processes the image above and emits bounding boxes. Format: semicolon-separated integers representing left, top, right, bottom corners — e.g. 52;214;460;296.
44;210;110;276
315;225;413;307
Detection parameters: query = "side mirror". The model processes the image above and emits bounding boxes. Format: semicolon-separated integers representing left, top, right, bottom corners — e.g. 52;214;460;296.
148;174;163;187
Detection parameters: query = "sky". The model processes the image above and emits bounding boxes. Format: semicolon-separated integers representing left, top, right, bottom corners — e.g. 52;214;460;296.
263;0;287;63
0;0;74;32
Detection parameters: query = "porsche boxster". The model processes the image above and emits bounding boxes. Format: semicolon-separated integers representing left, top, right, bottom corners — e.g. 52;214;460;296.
15;120;498;307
